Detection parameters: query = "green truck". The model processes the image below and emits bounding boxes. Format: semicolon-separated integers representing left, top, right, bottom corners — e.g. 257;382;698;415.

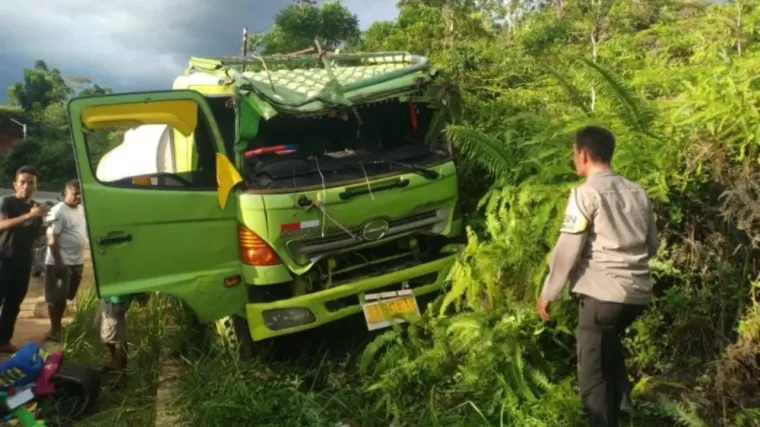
68;52;462;353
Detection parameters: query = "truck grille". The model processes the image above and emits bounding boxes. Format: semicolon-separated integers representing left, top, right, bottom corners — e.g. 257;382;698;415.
306;234;447;292
286;208;446;264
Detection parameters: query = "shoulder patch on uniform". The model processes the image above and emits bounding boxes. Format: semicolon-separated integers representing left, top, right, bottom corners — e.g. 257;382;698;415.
560;189;589;234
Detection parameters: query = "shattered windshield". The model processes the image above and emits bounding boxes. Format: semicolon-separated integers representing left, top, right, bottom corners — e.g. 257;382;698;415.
240;99;451;190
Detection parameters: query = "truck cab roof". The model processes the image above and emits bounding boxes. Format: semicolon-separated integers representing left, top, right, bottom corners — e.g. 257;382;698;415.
173;52;437;116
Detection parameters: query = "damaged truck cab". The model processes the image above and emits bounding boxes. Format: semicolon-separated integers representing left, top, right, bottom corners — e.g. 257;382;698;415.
67;52;462;349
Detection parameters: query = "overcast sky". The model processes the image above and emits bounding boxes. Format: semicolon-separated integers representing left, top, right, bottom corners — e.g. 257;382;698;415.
0;0;399;103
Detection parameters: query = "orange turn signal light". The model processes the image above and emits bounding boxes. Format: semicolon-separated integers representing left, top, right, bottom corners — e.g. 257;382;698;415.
238;225;280;266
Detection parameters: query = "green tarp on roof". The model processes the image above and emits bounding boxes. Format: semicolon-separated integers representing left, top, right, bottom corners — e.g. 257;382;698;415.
186;52;436;115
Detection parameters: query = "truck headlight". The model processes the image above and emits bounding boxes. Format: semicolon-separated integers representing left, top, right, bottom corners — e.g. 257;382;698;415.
262;308;316;331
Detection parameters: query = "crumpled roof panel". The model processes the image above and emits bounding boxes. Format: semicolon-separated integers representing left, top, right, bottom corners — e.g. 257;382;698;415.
185;52;435;114
242;63;408;98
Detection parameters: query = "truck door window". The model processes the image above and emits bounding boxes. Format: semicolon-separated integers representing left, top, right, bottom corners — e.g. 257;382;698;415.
206;96;235;156
85;107;219;190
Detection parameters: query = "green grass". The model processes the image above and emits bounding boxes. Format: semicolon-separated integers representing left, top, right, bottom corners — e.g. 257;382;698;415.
166;312;563;427
162;308;693;427
166;314;383;427
59;290;170;427
56;284;401;427
51;286;711;427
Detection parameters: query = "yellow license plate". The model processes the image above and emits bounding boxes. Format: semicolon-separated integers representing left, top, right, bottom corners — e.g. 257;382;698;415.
362;293;420;330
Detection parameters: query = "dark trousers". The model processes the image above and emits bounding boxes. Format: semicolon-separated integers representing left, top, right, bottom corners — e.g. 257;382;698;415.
0;260;32;345
577;296;645;427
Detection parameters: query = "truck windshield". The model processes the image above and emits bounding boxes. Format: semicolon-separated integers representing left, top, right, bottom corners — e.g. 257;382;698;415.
242;100;450;190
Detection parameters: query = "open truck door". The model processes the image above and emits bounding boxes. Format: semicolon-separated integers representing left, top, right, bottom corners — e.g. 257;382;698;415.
67;90;246;322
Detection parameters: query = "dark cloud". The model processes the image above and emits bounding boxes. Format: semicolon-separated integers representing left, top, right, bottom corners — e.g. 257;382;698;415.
0;0;398;101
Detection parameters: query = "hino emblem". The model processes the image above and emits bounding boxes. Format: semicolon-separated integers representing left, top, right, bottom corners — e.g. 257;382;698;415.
361;219;390;241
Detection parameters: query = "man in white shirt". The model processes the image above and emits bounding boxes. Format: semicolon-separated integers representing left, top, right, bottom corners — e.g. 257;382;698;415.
44;179;87;342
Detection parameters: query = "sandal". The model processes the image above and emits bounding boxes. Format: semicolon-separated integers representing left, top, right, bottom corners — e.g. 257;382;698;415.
44;331;62;343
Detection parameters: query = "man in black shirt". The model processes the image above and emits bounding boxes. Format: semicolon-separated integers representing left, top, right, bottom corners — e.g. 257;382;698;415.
0;166;48;353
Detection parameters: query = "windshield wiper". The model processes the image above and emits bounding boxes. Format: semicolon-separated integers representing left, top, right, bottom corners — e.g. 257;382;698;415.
338;160;439;180
367;160;440;180
260;158;439;181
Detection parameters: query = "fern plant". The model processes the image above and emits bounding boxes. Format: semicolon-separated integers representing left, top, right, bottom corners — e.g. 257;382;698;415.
657;397;709;427
360;308;583;426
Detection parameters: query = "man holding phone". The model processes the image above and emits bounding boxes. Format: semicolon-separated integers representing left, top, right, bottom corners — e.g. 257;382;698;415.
0;166;48;353
44;179;86;342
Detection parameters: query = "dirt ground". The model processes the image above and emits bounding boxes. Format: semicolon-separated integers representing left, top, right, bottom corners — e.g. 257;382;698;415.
9;250;93;355
13;274;66;351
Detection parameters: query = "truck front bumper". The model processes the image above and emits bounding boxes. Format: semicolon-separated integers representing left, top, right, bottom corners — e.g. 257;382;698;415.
244;255;456;340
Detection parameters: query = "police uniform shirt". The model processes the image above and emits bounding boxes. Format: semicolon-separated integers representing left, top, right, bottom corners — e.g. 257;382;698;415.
540;170;659;305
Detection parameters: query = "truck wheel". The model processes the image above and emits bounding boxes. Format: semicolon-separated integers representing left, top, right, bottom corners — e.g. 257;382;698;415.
215;315;258;361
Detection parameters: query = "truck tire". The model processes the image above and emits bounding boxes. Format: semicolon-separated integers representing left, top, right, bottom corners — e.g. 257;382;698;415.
215;315;259;360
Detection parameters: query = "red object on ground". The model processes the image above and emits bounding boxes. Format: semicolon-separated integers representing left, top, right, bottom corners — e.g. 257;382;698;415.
34;350;62;396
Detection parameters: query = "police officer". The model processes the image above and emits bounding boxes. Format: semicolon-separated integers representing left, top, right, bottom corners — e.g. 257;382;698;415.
536;126;658;427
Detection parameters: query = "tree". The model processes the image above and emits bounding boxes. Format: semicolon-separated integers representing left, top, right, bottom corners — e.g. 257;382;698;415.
7;61;72;111
2;60;113;189
67;76;113;97
78;84;112;97
361;3;487;57
248;1;361;54
354;1;760;425
360;21;399;51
